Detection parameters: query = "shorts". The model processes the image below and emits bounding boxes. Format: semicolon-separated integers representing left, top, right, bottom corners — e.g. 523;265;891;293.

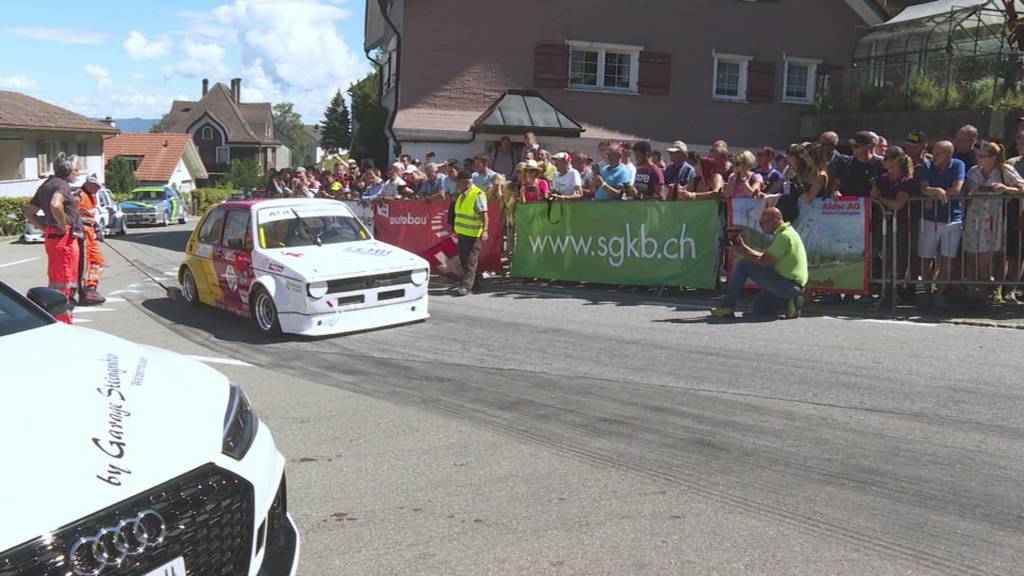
918;220;962;259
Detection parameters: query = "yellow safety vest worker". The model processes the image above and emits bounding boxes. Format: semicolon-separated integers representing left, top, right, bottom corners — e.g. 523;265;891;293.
453;185;486;238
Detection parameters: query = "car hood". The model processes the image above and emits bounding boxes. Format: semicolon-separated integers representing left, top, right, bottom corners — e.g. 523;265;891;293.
256;239;429;280
0;323;229;551
120;200;165;210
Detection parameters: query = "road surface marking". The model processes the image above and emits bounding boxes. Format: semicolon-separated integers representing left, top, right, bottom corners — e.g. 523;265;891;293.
72;307;117;313
0;257;41;269
824;316;938;328
73;318;93;324
104;297;126;303
186;355;255;367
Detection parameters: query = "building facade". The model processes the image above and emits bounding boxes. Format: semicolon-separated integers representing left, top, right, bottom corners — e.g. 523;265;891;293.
0;91;116;198
365;0;886;161
163;79;278;177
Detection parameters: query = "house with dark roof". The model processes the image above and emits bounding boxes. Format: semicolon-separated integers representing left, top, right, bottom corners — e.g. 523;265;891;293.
274;123;324;169
0;90;118;198
103;133;209;192
163;78;279;177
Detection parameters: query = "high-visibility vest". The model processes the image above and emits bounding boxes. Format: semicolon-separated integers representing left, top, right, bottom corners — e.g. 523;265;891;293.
453;185;486;238
79;191;100;226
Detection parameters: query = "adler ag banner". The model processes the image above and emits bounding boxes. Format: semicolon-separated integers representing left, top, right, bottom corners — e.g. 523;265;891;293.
372;199;503;272
511;200;721;288
728;197;870;294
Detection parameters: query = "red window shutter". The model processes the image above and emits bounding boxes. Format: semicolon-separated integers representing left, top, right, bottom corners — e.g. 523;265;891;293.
746;61;776;103
638;51;671;95
534;43;570;89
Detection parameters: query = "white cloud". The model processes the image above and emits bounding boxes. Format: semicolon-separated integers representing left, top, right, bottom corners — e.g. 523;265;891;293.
85;65;111;89
5;26;107;45
129;72;149;80
67;86;180;119
161;38;229;79
209;0;368;119
0;75;37;90
123;31;170;60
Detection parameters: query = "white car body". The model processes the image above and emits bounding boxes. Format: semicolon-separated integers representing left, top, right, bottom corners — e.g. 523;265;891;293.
181;198;430;336
0;286;299;576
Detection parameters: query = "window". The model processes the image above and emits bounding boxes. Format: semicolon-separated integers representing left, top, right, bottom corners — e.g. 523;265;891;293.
713;54;751;101
567;41;641;93
202;126;213;141
216;146;230;165
221;210;252;251
198;209;227;245
783;57;820;104
36;141;59;176
76;141;89;171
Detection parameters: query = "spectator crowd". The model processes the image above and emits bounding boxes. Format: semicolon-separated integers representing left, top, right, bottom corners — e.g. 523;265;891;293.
265;124;1024;311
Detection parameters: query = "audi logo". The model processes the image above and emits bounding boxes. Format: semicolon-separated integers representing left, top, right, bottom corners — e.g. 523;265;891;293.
68;509;167;576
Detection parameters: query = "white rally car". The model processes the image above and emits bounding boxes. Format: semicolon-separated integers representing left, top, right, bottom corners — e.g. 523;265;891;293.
0;282;299;576
179;198;430;337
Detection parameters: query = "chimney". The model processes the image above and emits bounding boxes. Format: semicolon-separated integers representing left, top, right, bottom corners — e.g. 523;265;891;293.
202;78;209;96
101;116;116;129
231;78;242;104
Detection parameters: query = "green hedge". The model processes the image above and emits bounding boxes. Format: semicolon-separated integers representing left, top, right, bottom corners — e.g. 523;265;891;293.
0;197;30;237
190;188;236;214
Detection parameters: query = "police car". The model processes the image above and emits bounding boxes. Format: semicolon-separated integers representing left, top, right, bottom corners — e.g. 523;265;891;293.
179;198;430;336
0;281;299;576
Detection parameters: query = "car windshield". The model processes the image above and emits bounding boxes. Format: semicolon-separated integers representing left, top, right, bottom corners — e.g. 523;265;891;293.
0;284;52;337
257;206;370;249
129;190;164;201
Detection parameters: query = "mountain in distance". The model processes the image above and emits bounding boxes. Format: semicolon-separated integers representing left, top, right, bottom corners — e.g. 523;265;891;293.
112;118;160;133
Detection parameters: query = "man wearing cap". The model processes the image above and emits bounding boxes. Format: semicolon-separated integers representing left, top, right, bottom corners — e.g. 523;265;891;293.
835;131;883;198
905;131;930;167
451;170;489;296
550;151;582;199
664;141;696;201
77;174;107;305
23;153;82;323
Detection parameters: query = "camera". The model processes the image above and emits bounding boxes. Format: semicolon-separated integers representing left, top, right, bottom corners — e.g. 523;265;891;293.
726;227;743;246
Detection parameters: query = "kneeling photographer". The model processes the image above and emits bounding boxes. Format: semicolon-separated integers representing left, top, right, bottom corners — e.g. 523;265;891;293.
711;207;808;319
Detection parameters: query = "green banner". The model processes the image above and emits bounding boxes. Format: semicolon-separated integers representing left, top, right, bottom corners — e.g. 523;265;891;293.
512;201;721;288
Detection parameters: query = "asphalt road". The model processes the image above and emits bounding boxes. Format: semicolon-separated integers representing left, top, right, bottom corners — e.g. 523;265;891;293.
3;222;1024;576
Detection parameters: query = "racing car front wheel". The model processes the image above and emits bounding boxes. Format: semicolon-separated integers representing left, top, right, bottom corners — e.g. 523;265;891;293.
252;287;281;336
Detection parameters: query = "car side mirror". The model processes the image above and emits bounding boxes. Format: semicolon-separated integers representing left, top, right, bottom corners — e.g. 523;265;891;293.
26;287;73;318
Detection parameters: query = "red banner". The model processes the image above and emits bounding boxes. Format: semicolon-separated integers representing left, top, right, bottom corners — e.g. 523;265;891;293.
372;199;503;272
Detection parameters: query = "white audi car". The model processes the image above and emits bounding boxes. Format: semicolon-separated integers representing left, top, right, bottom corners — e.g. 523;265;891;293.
0;282;299;576
179;198;430;337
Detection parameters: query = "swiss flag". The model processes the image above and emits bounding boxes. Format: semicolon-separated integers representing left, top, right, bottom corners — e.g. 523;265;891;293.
422;237;463;283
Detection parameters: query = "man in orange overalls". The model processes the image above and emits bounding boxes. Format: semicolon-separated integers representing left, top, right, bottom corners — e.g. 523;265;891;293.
77;174;107;305
23;153;82;324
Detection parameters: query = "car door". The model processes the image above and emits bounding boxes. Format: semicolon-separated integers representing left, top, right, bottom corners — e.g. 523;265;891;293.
214;209;254;316
189;207;227;305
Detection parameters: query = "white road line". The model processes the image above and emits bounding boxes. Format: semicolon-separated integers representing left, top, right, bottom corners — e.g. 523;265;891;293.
0;257;41;269
186;355;255;367
824;316;938;328
73;318;93;324
72;307;117;313
104;297;126;303
109;289;143;295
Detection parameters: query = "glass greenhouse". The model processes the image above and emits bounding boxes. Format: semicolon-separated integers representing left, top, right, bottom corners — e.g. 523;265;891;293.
824;0;1024;111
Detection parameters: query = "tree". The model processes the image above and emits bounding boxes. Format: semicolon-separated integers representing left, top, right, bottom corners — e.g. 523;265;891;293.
348;70;388;169
105;156;138;196
273;102;309;168
222;159;263;190
320;89;352;151
149;112;171;133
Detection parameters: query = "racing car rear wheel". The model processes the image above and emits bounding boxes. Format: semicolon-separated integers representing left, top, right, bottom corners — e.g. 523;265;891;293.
180;267;199;306
252;287;281;336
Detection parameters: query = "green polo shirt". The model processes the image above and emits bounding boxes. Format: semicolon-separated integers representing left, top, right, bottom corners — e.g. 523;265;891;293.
764;222;808;286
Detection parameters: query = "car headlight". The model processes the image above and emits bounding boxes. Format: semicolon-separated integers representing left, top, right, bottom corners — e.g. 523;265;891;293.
307;281;328;299
222;383;258;460
410;269;428;286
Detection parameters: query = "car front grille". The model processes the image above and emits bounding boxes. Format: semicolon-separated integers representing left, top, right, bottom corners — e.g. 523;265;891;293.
0;464;254;576
326;270;411;294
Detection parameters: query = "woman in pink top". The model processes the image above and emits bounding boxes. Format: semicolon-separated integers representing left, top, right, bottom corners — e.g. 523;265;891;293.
517;160;550;202
723;151;764;198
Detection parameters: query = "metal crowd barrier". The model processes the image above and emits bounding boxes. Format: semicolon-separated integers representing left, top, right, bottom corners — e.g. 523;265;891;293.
873;194;1024;314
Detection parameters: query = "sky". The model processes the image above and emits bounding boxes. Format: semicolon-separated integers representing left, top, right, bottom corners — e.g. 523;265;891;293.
0;0;370;123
